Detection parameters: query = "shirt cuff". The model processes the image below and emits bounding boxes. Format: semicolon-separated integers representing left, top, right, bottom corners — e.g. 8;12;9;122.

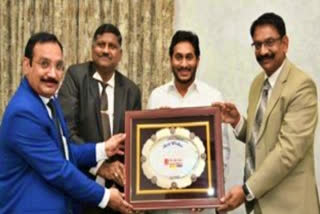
96;142;108;162
245;182;255;199
89;160;105;176
98;188;110;208
233;116;244;136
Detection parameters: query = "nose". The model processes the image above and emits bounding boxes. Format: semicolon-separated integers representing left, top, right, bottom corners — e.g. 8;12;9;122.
258;44;269;55
181;58;188;67
47;66;58;78
102;45;110;54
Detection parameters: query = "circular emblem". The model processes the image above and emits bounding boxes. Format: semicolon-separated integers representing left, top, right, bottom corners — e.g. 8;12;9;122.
141;127;206;189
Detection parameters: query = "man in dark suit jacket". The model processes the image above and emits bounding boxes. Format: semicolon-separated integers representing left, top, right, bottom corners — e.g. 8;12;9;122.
0;32;132;213
58;24;141;214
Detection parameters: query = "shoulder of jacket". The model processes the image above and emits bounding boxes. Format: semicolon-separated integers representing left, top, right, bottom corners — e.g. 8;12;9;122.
115;71;140;90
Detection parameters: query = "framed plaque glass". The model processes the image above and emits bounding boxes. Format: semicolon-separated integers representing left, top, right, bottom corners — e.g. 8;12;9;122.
125;106;225;210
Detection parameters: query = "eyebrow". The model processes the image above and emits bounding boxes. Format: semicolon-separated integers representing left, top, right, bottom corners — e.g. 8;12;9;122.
38;57;50;61
38;57;64;64
254;36;276;42
174;52;194;55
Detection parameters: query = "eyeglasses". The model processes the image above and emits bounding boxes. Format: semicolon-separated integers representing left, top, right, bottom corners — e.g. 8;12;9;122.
33;58;65;72
251;37;282;51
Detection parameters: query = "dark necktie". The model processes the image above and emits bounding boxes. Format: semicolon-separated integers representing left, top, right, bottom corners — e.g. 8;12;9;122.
99;82;111;140
47;99;72;213
47;99;67;159
244;79;271;213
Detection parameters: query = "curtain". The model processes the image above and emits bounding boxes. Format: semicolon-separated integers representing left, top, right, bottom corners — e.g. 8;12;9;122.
0;0;174;116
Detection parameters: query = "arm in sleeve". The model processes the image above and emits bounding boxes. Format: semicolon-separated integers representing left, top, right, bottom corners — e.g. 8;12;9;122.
68;142;106;168
221;123;231;174
88;142;108;176
234;116;248;143
7;111;105;205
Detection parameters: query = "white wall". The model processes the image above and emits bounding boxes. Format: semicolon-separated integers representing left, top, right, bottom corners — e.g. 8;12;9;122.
174;1;320;213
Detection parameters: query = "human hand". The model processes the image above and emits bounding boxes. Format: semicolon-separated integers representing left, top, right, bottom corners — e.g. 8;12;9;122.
108;188;133;214
217;185;245;212
132;211;145;214
212;102;240;128
97;161;125;186
191;208;204;213
104;133;126;157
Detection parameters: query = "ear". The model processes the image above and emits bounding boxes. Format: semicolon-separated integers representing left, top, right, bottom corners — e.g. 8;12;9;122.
22;57;31;75
282;35;289;53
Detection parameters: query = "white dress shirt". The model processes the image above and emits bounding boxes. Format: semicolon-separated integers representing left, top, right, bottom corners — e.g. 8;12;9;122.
40;96;110;208
86;72;116;187
147;79;230;170
147;79;231;214
93;71;115;134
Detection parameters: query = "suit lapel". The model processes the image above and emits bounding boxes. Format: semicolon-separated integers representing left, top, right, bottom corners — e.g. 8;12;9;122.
45;103;62;151
88;63;105;140
52;98;70;159
54;98;69;140
256;59;290;142
113;71;124;134
23;79;64;151
247;74;264;142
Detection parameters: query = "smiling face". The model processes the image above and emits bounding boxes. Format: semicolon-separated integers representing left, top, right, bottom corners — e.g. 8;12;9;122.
253;24;288;76
23;42;64;98
171;41;199;85
92;32;122;72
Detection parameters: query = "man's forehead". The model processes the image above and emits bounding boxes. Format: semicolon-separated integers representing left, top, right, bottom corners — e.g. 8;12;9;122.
95;33;119;42
253;25;280;39
32;42;63;61
173;42;195;54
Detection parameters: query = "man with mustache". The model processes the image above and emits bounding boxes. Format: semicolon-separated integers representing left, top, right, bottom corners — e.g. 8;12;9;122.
58;24;141;214
214;13;319;214
147;30;230;214
0;32;133;213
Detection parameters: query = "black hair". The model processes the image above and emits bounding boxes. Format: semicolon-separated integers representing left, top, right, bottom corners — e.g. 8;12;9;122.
169;30;200;58
93;23;122;46
24;32;63;64
250;12;286;38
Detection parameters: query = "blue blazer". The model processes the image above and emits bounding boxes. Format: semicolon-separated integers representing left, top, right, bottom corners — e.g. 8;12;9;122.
0;78;105;213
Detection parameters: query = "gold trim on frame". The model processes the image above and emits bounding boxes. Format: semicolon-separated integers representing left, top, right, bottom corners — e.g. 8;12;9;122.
135;121;212;195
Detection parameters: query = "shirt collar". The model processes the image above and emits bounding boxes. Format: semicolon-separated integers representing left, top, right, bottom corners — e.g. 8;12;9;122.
93;71;115;88
39;95;52;105
265;59;286;88
167;79;199;93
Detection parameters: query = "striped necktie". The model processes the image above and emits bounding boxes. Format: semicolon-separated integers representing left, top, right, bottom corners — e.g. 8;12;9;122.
244;79;271;213
245;78;271;180
99;82;111;140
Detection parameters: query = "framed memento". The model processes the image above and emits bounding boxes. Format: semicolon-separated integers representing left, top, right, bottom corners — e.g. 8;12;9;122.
125;106;225;210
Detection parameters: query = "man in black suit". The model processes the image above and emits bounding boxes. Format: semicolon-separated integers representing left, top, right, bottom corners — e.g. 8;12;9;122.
59;23;141;214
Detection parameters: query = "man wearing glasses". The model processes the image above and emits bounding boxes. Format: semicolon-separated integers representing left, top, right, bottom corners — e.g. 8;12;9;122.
214;13;319;214
0;32;133;213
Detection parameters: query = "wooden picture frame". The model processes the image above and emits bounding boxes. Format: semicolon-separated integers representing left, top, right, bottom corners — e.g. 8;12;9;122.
125;106;225;210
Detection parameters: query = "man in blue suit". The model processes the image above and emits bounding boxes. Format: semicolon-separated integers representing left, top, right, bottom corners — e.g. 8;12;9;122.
0;32;133;214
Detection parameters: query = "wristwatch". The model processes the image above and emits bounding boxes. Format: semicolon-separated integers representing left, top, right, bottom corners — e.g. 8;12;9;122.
242;183;255;201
